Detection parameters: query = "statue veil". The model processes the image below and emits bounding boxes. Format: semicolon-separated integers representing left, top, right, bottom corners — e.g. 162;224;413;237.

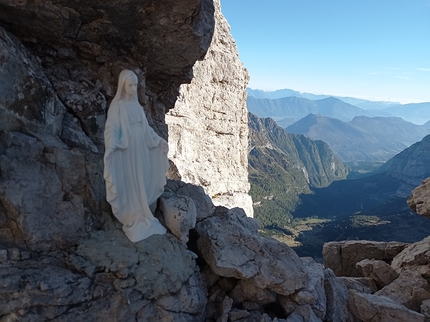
111;69;138;105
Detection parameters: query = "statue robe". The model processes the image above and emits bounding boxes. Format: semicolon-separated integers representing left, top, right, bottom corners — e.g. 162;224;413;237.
103;100;168;242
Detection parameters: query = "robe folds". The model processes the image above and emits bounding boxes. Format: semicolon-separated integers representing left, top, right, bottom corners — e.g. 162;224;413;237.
103;100;168;242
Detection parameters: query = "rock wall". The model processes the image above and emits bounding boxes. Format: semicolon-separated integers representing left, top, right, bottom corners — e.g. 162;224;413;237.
0;0;215;141
0;0;217;319
0;0;214;251
166;0;253;217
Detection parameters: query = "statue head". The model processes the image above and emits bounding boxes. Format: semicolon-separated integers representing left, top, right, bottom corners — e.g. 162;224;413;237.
112;69;139;104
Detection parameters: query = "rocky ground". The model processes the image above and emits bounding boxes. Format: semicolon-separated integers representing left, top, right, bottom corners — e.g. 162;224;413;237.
2;177;430;321
0;178;350;321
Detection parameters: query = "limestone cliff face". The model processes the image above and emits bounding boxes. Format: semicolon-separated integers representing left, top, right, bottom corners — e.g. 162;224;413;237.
166;0;253;217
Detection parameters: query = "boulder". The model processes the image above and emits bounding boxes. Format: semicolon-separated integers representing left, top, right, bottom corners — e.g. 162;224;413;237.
339;277;379;294
299;257;326;319
324;269;349;322
279;296;299;318
279;257;326;319
228;308;251;321
217;295;234;322
356;259;399;289
348;290;425;322
391;236;430;273
323;240;408;277
166;180;216;221
376;270;430;312
195;206;307;296
204;284;225;320
139;270;207;322
279;257;328;320
0;234;205;322
0;248;146;321
408;177;430;219
229;280;277;306
76;230;197;300
159;192;197;244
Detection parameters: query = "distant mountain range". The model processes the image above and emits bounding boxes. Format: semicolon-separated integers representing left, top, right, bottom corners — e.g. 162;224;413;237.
382;102;430;125
247;88;399;110
248;112;350;228
247;88;430;125
286;114;430;162
247;96;388;128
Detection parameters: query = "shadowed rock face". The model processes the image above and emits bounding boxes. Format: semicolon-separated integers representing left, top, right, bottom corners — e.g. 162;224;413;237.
0;0;214;86
0;0;214;140
0;0;215;253
0;1;216;320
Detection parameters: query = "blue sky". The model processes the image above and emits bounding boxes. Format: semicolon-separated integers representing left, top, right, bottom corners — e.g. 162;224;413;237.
220;0;430;103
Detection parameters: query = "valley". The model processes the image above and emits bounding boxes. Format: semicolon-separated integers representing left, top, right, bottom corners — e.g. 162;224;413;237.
286;114;430;162
247;89;430;260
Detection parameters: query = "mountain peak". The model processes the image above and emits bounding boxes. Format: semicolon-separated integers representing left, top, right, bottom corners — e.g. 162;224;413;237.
306;113;326;119
320;96;339;102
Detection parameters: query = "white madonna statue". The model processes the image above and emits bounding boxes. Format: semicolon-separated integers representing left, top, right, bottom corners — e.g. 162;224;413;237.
103;70;168;242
